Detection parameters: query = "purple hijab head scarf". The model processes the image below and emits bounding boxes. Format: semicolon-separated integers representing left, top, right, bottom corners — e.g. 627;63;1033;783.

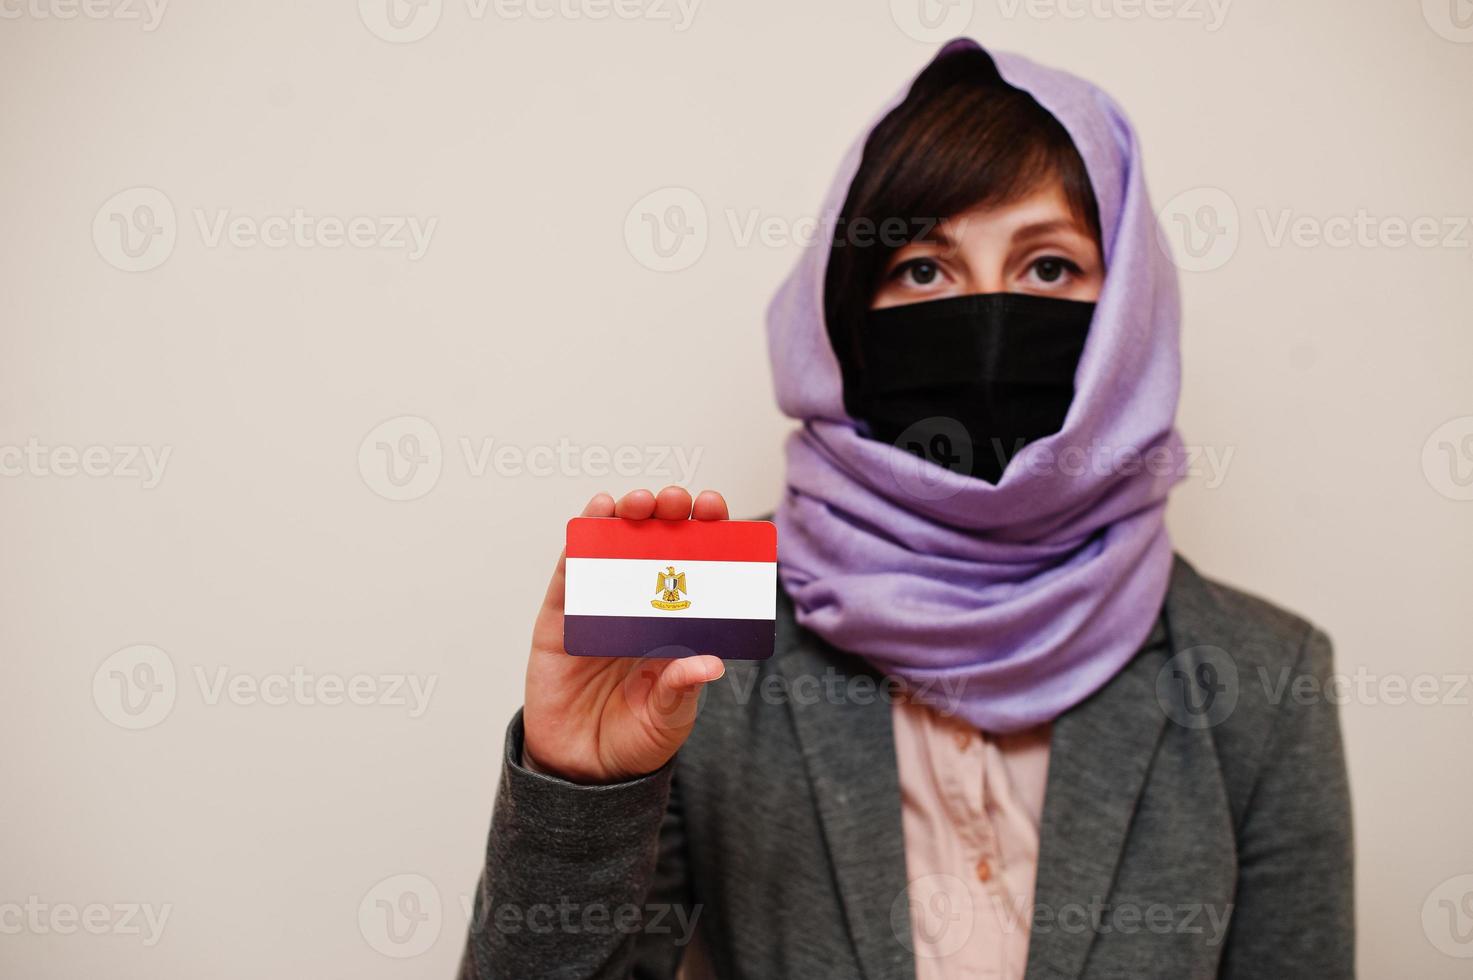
768;38;1185;734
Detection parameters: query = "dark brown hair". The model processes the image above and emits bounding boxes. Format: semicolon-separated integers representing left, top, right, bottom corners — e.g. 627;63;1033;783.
824;48;1102;393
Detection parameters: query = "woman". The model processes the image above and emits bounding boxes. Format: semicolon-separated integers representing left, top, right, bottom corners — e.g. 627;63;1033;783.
460;39;1353;980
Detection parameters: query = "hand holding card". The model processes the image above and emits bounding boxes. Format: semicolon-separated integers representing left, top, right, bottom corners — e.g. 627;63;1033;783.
521;487;741;785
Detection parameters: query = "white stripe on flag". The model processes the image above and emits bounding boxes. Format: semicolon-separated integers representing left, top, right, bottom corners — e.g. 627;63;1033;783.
565;558;777;620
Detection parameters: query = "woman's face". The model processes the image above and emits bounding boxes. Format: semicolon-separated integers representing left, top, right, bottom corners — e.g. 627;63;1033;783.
870;177;1104;309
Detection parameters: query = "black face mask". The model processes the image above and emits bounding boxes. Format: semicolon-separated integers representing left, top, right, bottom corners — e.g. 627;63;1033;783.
846;292;1094;485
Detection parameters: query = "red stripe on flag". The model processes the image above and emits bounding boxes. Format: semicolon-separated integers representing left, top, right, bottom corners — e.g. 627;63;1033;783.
566;517;776;562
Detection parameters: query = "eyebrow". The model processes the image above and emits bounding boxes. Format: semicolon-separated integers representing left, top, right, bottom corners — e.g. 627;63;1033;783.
1010;218;1092;244
907;217;1091;250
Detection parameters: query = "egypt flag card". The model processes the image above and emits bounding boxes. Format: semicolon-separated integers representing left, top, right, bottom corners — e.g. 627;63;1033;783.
563;518;778;660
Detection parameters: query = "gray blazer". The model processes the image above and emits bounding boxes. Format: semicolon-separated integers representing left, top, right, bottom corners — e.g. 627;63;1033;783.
460;555;1354;979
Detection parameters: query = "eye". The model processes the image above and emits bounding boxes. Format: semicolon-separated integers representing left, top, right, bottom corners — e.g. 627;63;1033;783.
892;258;942;287
1031;256;1078;284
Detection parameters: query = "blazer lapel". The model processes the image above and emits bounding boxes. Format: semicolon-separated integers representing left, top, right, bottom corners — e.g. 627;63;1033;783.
774;592;914;980
1023;618;1172;980
772;557;1202;980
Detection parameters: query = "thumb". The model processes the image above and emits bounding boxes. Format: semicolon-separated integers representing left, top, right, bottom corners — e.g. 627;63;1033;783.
630;655;725;734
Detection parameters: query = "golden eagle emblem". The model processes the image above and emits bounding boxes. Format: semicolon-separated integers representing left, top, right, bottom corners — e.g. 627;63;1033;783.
651;565;691;611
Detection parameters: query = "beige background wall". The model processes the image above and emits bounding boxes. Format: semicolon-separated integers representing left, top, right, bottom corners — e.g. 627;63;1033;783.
2;1;1470;976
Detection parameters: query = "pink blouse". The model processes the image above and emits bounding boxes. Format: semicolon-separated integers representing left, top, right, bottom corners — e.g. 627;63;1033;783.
891;698;1052;980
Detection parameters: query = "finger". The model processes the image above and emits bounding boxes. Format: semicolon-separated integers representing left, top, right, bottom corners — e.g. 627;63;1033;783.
653;485;693;521
545;493;617;616
614;488;657;520
691;490;729;521
583;492;615;518
663;654;725;691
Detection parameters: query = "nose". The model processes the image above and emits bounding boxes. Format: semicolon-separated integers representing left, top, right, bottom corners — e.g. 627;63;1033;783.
961;268;1008;295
